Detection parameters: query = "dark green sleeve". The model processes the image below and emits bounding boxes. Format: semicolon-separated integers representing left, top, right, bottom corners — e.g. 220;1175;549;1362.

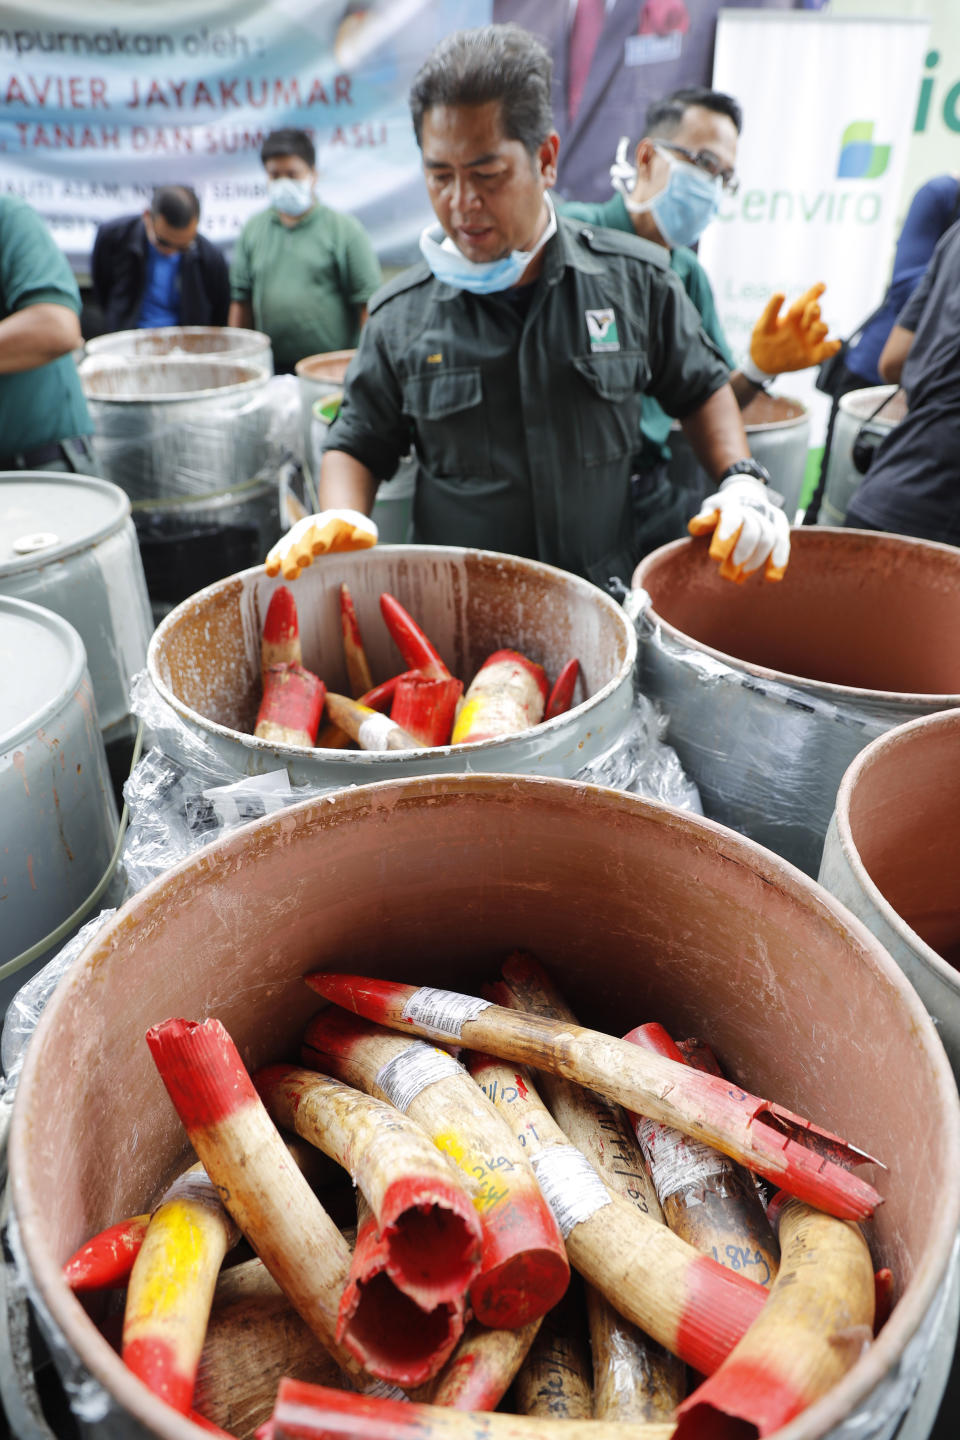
323;313;409;480
644;266;731;419
337;217;382;308
681;259;736;369
0;203;80;316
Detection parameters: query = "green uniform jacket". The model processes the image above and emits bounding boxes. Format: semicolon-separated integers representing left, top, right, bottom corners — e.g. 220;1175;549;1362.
561;193;735;469
325;214;729;586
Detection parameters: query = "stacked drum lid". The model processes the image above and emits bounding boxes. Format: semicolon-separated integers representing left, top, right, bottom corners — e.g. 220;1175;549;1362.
0;596;118;1011
0;473;152;750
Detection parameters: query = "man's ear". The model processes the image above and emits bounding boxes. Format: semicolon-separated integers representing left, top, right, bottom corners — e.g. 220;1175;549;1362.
538;131;560;188
633;138;657;176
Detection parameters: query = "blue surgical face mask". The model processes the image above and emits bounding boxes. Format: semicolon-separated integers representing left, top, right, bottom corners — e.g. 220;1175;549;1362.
268;176;314;217
613;144;721;250
419;194;558;294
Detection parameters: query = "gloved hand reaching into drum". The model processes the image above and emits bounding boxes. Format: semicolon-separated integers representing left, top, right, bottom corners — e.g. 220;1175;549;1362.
688;474;791;584
265;510;378;581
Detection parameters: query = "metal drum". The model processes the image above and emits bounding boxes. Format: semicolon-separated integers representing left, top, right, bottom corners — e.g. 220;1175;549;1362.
84;325;273;373
820;708;960;1077
632;528;960;877
668;391;811;521
817;385;906;527
294;349;355;480
0;597;118;1010
147;545;636;785
310;395;416;544
0;474;152;746
7;773;960;1440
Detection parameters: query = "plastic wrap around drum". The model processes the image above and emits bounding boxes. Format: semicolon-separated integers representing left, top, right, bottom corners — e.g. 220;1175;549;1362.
147;546;636;785
0;474;152;744
668;391;810;522
632;528;960;877
7;774;960;1440
0;597;118;1007
83;326;273;373
80;356;273;503
817;386;906;527
820;708;960;1077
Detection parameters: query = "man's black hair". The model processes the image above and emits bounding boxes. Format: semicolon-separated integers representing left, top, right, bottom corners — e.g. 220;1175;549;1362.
644;86;743;138
151;185;200;228
409;24;553;158
260;128;316;168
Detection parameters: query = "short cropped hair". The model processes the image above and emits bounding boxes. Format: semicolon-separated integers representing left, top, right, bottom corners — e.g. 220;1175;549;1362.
151;186;200;228
644;86;743;138
260;128;316;168
409;24;553;157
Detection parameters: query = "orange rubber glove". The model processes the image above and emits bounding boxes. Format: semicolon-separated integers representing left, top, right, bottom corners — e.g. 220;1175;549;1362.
265;510;378;581
749;283;842;377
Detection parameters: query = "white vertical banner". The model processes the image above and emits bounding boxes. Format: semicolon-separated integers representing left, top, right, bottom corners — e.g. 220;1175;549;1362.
699;11;930;435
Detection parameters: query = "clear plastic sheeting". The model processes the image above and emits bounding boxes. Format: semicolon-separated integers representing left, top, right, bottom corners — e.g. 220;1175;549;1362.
120;667;702;895
81;358;281;503
626;588;925;878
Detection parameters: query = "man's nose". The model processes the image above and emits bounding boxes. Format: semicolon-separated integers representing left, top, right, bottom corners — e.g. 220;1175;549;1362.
451;173;482;212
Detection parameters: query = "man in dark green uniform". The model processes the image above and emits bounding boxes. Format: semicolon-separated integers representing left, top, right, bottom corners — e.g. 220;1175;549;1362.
562;87;840;551
268;26;791;589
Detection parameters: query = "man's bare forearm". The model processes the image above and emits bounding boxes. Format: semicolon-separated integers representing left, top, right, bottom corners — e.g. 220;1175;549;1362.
0;303;82;375
678;383;751;480
228;300;254;329
318;449;378;513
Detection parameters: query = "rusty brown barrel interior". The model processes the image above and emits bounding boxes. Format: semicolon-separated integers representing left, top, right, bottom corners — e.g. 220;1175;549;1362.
8;774;960;1440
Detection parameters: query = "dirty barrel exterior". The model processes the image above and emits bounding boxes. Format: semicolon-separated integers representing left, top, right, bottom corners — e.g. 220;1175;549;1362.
147;545;636;785
7;774;960;1440
632;529;960;877
0;474;153;746
0;597;118;1005
819;708;960;1078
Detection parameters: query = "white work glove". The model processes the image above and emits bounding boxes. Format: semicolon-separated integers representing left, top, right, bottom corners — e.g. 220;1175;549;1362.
265;509;378;581
688;476;790;584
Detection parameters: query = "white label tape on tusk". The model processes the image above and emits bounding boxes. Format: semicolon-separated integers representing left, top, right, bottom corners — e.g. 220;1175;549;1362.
532;1145;612;1237
401;986;492;1039
357;712;397;750
635;1118;732;1203
375;1042;463;1112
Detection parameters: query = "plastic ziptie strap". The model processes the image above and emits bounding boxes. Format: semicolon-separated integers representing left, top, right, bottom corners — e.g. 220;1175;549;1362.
0;722;144;985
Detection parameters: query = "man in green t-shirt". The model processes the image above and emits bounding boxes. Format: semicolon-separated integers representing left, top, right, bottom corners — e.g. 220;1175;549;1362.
229;128;382;374
562;88;839;552
0;197;96;473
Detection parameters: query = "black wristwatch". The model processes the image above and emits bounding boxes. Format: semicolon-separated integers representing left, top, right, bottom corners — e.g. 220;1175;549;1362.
719;458;772;488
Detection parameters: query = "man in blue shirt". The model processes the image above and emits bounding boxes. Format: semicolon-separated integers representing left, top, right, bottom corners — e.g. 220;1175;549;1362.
91;187;230;335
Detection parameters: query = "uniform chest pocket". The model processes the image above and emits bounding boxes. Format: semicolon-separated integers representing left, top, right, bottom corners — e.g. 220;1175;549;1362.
571;351;649;467
402;366;491;479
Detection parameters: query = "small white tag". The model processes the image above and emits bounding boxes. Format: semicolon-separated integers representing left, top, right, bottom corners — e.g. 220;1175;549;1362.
401;986;492;1039
375;1043;462;1112
357;712;396;751
635;1118;730;1203
532;1146;611;1237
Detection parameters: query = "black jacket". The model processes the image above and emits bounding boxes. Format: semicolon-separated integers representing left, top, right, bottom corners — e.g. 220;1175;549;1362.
90;214;230;333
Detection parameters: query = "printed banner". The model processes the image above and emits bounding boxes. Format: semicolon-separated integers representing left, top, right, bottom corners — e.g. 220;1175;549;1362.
0;0;490;267
698;11;930;428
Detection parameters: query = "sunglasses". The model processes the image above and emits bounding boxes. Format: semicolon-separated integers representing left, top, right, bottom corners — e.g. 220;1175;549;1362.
657;142;740;195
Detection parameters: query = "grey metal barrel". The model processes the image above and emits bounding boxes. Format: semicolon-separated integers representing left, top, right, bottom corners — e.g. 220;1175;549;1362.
83;325;273;373
819;708;960;1077
632;528;960;877
0;474;152;746
668;391;811;521
0;597;118;1008
817;385;906;526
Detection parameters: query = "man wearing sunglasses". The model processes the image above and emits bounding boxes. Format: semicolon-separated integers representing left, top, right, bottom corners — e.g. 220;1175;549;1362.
90;186;230;336
563;87;838;555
